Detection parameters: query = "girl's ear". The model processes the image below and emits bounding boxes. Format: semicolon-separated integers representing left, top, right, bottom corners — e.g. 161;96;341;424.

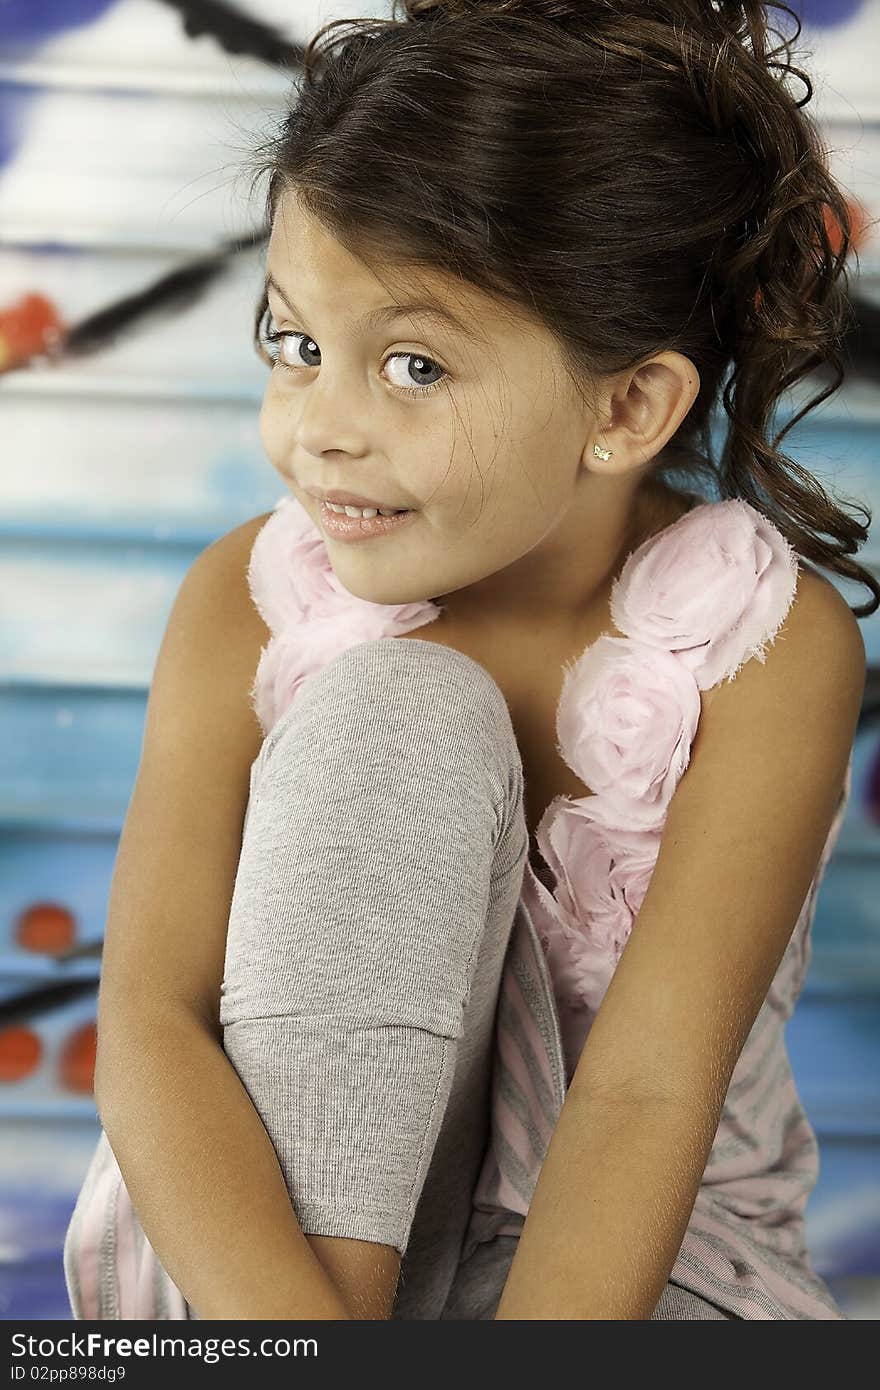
585;352;701;477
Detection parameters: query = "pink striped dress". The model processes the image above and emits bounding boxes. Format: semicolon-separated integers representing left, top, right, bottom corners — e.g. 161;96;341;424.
63;490;851;1319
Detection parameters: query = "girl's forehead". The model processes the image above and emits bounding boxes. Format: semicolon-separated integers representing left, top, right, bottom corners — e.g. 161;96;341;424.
265;247;537;350
268;221;453;304
266;197;533;334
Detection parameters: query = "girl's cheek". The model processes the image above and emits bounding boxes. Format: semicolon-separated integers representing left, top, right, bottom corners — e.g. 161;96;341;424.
258;393;289;467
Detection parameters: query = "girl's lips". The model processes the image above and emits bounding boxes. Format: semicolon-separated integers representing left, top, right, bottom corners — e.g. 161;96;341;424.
318;500;418;542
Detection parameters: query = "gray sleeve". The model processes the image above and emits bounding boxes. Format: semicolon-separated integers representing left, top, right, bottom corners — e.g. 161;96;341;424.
221;1017;458;1254
218;639;522;1255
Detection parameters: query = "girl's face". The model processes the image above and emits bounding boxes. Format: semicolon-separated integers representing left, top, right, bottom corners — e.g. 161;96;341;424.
259;189;630;619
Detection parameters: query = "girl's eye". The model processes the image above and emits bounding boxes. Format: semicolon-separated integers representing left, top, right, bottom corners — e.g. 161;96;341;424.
259;322;447;398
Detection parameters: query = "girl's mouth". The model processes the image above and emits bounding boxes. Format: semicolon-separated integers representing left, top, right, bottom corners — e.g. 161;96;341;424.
319;500;417;542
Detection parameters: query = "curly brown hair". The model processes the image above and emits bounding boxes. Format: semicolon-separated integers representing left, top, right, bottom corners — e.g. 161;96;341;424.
247;0;877;616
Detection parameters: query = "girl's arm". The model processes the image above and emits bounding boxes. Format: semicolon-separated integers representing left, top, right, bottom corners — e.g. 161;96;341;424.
495;570;865;1319
98;1008;363;1319
95;518;396;1319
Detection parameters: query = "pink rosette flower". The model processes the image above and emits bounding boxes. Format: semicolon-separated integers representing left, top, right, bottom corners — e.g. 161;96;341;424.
252;606;443;736
248;495;443;731
535;795;662;953
249;494;440;632
523;796;663;1077
556;635;701;831
250;616;365;735
248;494;340;630
610;498;799;690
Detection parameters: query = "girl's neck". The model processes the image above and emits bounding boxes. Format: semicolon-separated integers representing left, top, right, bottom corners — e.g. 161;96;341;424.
432;474;694;641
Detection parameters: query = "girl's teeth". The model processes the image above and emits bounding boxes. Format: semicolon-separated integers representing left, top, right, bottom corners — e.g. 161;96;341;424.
326;502;404;518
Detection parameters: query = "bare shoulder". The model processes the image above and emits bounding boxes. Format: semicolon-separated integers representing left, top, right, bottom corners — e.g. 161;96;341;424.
701;561;865;719
679;559;864;923
137;506;280;823
795;560;866;646
764;562;864;700
197;509;276;624
774;563;865;702
203;508;276;562
168;510;277;738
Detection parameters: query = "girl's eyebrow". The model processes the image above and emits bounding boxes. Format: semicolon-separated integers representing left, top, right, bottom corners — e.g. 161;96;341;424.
264;270;477;338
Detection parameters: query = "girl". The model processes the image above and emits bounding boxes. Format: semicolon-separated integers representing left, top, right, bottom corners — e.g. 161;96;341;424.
65;0;873;1320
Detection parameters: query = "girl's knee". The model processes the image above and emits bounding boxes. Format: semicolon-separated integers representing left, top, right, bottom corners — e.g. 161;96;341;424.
316;635;513;731
258;635;523;819
223;634;527;1035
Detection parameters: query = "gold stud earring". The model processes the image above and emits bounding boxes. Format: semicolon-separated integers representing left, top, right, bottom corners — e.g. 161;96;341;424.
593;442;613;461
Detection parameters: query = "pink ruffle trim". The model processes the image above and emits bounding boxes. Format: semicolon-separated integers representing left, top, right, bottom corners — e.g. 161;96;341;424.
247;494;442;737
